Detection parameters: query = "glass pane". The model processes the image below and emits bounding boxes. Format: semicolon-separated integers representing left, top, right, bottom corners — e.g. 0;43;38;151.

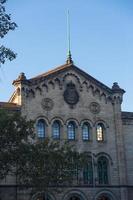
97;124;104;141
68;122;75;140
37;120;45;138
82;124;89;140
98;157;108;184
52;121;60;139
83;160;93;184
71;163;79;181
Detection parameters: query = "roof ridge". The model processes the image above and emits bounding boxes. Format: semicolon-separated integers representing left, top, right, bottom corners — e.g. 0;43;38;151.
26;62;112;93
30;63;72;81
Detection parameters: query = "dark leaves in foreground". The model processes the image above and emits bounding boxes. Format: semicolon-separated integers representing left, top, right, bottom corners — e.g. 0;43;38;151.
0;0;17;65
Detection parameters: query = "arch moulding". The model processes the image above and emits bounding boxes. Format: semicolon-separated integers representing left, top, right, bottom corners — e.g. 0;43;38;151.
62;189;87;200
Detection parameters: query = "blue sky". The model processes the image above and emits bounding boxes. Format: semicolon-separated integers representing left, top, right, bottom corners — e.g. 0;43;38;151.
1;0;133;111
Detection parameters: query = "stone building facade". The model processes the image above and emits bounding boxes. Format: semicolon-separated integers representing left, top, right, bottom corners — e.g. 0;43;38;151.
0;58;133;200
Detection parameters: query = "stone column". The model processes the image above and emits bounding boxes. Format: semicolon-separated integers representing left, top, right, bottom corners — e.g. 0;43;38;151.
112;82;128;200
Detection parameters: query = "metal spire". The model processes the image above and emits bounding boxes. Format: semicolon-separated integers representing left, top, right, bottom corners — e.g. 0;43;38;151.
66;10;73;64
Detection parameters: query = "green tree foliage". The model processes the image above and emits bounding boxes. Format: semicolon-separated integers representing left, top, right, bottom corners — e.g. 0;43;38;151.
0;0;17;65
0;109;88;199
16;139;86;199
0;109;34;179
17;139;82;187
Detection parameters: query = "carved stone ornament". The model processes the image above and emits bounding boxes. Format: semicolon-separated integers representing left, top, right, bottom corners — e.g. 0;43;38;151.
89;102;100;114
63;81;79;105
41;98;54;111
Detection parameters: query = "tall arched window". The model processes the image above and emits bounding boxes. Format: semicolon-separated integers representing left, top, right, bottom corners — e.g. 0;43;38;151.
82;123;90;141
67;121;75;140
97;156;109;184
70;160;79;183
98;196;111;200
96;123;104;141
69;195;81;200
37;119;45;138
36;194;50;200
52;121;60;139
69;196;81;200
83;157;93;184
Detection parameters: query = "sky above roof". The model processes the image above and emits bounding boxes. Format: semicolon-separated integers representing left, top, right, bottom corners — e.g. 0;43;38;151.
0;0;133;111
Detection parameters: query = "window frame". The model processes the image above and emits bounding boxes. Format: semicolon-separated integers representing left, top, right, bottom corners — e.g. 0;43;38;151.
83;157;93;185
36;119;46;139
97;156;109;185
82;123;90;141
52;120;60;139
67;121;76;140
96;123;105;142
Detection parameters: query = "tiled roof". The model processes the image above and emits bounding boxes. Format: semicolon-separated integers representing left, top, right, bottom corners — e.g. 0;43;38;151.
0;102;21;111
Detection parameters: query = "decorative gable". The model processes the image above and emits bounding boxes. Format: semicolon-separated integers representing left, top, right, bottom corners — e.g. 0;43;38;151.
9;63;125;110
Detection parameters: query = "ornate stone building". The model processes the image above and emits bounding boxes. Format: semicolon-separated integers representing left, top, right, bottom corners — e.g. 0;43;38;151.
0;57;133;200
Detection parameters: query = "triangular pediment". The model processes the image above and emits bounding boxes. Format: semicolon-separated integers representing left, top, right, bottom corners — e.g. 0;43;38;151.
10;62;125;112
28;63;112;95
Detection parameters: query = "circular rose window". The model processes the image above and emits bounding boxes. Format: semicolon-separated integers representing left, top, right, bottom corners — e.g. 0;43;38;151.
89;102;100;114
41;98;54;111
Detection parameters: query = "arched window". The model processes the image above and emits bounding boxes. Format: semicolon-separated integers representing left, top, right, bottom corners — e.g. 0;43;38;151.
96;123;104;141
70;160;79;183
36;197;49;200
52;121;60;139
36;195;50;200
82;123;90;141
97;156;109;184
69;196;81;200
83;157;93;184
98;196;111;200
67;121;75;140
37;119;45;138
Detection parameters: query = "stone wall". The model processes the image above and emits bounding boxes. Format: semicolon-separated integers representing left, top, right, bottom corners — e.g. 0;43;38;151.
2;64;131;200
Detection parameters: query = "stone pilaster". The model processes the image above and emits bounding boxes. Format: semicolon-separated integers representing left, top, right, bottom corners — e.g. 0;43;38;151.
112;82;128;200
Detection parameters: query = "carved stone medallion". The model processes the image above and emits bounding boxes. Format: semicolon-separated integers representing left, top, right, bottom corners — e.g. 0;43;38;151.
41;98;54;111
63;81;79;105
89;102;100;114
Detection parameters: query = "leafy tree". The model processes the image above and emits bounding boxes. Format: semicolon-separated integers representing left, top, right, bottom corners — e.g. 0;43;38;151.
0;109;34;179
0;109;88;200
16;139;85;199
0;0;17;65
